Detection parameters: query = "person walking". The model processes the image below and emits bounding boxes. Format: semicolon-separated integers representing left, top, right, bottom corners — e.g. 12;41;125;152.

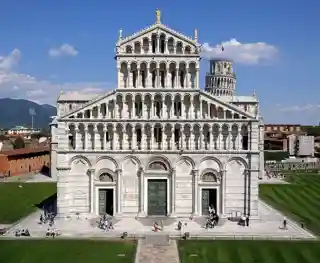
283;217;287;230
245;216;250;227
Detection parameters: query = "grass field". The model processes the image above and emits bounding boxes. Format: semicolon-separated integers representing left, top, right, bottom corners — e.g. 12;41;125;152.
0;182;56;223
259;172;320;236
0;240;136;263
179;240;320;263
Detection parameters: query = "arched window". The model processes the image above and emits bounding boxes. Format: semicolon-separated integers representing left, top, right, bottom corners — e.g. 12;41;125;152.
148;161;167;171
99;173;114;182
202;172;217;182
125;46;132;54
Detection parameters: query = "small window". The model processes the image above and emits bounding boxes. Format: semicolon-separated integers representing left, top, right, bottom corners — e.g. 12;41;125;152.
69;104;72;110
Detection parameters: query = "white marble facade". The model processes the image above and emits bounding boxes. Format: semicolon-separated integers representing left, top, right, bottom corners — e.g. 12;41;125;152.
51;11;264;219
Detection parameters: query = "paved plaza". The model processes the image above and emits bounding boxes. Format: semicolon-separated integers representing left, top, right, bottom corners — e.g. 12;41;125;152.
4;200;315;240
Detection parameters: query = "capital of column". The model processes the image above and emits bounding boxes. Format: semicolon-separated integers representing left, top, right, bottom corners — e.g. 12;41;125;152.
137;166;144;176
87;168;95;176
192;169;199;176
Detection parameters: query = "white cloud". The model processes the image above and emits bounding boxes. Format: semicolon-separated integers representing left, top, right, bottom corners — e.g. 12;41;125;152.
48;44;78;57
201;38;278;65
279;104;320;112
0;49;21;71
0;49;113;105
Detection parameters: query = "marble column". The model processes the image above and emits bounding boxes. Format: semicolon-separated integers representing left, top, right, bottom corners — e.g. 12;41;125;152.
87;168;95;214
193;169;199;215
113;127;118;150
103;126;108;150
222;170;226;216
171;168;176;214
132;127;137;150
170;126;175;150
116;169;122;214
175;69;179;88
75;129;82;150
94;126;100;150
138;167;145;216
84;127;89;150
195;68;199;89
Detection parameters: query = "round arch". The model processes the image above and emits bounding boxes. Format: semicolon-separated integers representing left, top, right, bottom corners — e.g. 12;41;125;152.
176;156;195;169
95;168;116;182
200;168;221;182
123;155;142;167
146;155;172;171
199;156;223;171
69;155;92;167
96;156;119;170
225;157;248;170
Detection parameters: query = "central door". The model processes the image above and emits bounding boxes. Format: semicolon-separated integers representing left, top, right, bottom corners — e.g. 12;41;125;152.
202;188;217;215
98;189;114;216
148;179;167;216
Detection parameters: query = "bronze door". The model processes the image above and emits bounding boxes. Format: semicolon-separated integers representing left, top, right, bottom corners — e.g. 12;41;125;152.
148;179;167;216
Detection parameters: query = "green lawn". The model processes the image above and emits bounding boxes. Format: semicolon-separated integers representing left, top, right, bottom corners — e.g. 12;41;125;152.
259;173;320;236
179;240;320;263
0;182;57;223
0;240;136;263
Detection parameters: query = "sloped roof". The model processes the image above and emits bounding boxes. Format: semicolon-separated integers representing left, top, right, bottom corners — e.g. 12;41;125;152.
60;89;117;118
118;22;200;47
0;146;49;157
57;92;101;102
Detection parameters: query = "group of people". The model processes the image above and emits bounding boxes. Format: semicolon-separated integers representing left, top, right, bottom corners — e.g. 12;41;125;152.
39;211;55;227
238;215;250;227
46;228;60;238
205;205;220;229
97;214;114;231
15;229;30;237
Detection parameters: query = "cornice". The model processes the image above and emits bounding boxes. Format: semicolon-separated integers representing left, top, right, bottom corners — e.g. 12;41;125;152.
56;149;260;155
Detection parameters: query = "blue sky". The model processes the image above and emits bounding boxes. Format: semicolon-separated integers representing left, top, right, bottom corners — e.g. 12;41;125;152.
0;0;319;124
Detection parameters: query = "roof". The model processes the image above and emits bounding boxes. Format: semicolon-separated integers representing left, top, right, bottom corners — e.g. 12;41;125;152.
0;146;50;157
57;92;101;102
265;124;301;127
118;20;199;47
231;96;258;103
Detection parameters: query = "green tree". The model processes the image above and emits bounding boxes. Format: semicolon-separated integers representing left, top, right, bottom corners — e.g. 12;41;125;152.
12;136;25;149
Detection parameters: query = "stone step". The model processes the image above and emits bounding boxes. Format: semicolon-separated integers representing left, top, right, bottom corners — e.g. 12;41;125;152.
135;239;179;263
145;233;170;245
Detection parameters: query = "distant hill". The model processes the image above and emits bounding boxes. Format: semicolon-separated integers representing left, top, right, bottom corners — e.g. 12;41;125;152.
0;98;56;129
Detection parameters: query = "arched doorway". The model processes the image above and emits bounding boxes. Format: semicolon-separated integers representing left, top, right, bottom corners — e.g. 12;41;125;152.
200;171;220;216
145;160;170;216
97;173;114;216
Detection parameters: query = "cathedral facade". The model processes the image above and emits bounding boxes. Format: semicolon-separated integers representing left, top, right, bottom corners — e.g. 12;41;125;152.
51;11;264;219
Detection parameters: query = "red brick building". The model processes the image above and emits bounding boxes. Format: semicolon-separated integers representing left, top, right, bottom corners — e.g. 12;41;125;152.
0;147;50;177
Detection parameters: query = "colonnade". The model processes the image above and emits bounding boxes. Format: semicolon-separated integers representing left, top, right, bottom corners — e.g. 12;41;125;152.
66;122;250;151
119;61;199;89
71;93;245;120
122;33;196;55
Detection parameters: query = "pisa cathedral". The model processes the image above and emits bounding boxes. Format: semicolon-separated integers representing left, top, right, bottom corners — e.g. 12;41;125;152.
51;11;264;220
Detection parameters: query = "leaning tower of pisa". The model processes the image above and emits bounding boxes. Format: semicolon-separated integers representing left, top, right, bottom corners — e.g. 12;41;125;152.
205;59;236;97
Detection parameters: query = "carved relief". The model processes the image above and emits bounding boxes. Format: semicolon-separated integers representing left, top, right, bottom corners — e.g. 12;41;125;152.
148;161;167;171
202;172;218;182
99;173;114;182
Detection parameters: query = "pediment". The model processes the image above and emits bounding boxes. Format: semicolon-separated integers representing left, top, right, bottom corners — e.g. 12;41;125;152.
199;91;256;119
61;90;116;119
118;23;199;50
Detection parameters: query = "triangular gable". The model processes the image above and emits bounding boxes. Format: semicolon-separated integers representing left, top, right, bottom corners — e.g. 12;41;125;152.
60;89;116;119
118;23;199;47
199;90;256;119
